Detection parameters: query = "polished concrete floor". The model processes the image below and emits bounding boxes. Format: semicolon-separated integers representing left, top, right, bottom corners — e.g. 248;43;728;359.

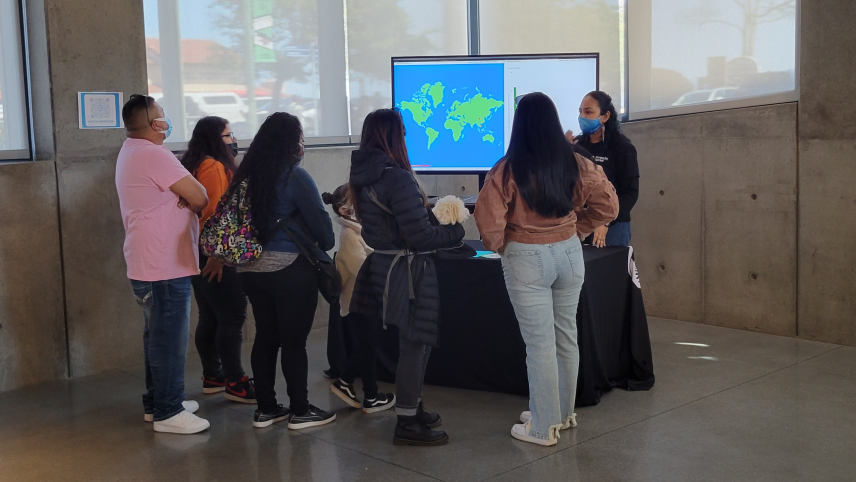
1;317;854;482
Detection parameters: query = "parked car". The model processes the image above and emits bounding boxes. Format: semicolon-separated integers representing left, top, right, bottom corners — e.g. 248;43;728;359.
186;92;248;123
256;98;317;134
149;93;209;134
672;87;738;106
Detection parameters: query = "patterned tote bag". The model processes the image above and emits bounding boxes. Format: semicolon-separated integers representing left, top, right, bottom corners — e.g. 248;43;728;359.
200;180;262;265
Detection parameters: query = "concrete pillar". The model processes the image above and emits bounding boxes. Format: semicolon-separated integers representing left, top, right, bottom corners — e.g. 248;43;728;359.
38;0;149;376
797;0;856;346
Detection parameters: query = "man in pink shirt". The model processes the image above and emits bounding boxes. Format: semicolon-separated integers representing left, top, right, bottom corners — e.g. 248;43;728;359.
116;95;210;434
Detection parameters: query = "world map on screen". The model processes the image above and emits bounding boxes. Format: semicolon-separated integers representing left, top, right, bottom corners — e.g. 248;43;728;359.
394;63;505;170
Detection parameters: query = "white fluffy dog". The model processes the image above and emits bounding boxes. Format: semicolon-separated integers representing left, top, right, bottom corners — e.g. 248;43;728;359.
432;195;470;225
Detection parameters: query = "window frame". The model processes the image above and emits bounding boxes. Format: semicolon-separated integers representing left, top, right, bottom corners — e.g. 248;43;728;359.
0;0;33;161
149;0;801;152
626;0;800;122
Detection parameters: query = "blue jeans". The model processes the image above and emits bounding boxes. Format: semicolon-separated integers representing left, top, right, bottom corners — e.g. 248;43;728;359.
130;277;192;422
605;222;631;247
501;237;585;440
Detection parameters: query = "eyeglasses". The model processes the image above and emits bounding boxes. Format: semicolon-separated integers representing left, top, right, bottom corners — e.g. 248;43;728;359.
222;133;236;140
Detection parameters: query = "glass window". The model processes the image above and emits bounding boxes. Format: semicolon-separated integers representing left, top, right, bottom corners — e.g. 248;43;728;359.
629;0;797;115
478;0;625;116
144;0;469;142
345;0;469;135
144;0;328;142
0;0;30;157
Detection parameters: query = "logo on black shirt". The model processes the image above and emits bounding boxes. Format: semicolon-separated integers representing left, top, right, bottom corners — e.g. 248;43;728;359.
593;156;608;164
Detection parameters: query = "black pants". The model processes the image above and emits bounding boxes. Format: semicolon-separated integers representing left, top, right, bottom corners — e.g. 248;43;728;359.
340;313;379;400
239;256;319;415
191;257;248;383
325;301;349;377
395;335;432;416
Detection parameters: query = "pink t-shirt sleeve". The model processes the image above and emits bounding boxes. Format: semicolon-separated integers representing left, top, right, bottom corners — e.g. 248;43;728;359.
147;146;192;192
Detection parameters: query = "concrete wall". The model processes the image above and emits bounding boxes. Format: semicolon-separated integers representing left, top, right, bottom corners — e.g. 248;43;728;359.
0;162;67;390
624;104;798;336
797;0;856;346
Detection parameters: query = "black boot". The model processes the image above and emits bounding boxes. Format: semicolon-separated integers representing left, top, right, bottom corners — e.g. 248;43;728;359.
393;415;449;446
416;402;442;428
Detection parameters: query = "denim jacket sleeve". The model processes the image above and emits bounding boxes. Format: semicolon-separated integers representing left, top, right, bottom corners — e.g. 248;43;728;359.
292;167;336;252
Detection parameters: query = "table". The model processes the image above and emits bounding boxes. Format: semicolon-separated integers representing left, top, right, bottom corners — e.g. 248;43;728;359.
362;243;656;407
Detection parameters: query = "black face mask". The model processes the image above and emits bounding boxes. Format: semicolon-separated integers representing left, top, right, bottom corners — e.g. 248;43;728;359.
228;142;239;157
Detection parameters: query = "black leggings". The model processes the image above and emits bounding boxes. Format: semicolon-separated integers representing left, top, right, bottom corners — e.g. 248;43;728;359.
239;256;319;415
192;257;248;383
339;312;380;400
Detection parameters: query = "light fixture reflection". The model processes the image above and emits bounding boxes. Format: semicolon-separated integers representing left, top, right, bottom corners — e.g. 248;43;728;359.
687;356;718;361
674;342;710;347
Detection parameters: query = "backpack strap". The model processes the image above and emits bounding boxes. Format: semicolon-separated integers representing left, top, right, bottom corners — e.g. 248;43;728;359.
365;186;394;215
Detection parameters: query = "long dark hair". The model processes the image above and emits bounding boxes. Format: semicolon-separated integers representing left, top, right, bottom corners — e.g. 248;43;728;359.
359;109;413;171
504;92;579;218
584;90;621;140
351;108;428;220
231;112;303;243
181;116;237;175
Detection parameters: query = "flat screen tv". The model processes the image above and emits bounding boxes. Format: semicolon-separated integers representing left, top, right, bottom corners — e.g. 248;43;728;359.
392;53;599;172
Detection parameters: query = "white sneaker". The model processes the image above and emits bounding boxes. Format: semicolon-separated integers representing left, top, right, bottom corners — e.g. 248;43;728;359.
519;411;577;429
145;400;200;423
153;410;210;434
510;422;559;447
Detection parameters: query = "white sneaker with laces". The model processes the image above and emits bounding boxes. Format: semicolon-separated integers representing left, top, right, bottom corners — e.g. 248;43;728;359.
153;410;210;434
510;422;560;447
519;411;577;429
145;400;200;423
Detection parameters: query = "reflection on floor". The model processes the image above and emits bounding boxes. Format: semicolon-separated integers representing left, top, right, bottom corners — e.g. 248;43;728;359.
1;317;854;482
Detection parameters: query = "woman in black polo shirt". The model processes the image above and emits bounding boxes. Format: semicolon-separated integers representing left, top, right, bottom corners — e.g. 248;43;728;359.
570;91;639;247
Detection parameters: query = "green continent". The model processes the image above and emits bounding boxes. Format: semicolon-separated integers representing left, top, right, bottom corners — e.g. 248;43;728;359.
428;82;445;108
482;134;495;143
426;127;440;149
399;100;431;126
446;94;504;127
444;119;465;141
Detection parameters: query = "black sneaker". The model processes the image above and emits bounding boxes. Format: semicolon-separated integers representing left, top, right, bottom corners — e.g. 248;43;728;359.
322;369;339;380
253;404;290;428
363;393;396;414
288;405;336;430
225;376;257;404
202;375;227;394
330;379;362;409
417;402;442;428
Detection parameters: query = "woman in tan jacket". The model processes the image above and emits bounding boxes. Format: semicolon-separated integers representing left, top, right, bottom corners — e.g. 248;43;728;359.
474;93;618;447
323;184;395;414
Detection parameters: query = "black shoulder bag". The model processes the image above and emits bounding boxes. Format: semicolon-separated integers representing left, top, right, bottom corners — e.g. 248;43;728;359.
273;168;341;305
277;215;342;305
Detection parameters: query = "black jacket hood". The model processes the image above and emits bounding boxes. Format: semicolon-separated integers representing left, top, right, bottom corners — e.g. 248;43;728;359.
350;147;397;188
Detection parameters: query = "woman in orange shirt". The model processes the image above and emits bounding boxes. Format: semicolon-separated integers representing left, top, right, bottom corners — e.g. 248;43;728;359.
180;116;255;403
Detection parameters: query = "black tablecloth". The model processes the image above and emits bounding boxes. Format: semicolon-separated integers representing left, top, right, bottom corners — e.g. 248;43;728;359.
358;244;655;407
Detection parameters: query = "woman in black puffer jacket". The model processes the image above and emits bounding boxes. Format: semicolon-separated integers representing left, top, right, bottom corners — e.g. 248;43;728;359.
349;109;465;446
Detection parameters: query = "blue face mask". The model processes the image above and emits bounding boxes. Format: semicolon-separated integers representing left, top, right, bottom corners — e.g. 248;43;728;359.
152;117;173;140
578;116;603;135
